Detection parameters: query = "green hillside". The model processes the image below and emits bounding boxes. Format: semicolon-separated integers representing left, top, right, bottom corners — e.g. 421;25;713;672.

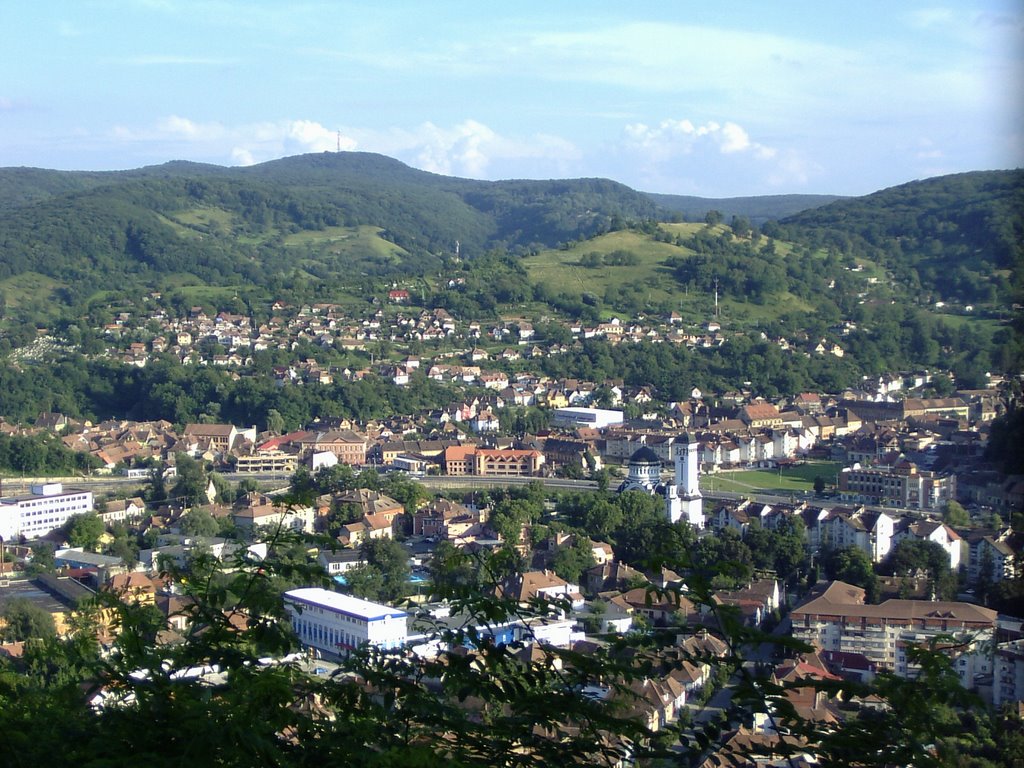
777;169;1024;305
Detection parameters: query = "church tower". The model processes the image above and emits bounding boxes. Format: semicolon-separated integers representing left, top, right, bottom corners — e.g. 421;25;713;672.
666;432;704;528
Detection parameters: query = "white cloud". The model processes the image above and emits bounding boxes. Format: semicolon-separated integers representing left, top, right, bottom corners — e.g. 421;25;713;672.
285;120;355;153
352;120;578;179
231;147;255;166
622;118;776;160
103;115;578;179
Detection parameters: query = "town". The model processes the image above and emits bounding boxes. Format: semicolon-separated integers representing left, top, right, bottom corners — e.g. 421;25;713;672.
0;314;1020;764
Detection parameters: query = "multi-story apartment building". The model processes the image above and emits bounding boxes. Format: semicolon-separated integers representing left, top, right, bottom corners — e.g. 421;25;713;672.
994;639;1024;707
302;430;368;466
838;459;955;510
791;581;996;686
0;483;94;541
233;449;298;474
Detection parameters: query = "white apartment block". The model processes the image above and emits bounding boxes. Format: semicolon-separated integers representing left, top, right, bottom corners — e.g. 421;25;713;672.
285;587;408;657
0;483;94;541
994;639;1024;707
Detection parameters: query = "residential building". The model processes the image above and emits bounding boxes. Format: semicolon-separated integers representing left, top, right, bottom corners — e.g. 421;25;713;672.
815;507;895;563
994;639;1024;707
98;496;146;526
182;423;256;454
791;581;996;686
233;449;298;474
838;459;955;510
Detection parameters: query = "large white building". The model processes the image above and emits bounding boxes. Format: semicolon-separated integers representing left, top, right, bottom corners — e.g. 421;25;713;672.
284;587;408;657
0;483;94;542
550;407;624;430
995;639;1024;707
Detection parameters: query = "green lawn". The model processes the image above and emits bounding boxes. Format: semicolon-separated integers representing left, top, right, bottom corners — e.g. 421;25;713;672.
701;461;841;495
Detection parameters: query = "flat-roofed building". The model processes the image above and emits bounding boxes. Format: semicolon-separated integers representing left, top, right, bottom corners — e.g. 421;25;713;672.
550;407;624;430
284;587;407;657
233;449;297;474
0;483;94;541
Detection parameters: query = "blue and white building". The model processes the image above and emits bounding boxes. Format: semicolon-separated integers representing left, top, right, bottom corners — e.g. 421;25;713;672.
284;587;408;657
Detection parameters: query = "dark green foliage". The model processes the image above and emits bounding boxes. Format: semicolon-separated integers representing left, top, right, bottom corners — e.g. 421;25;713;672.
822;546;879;602
885;538;958;600
0;598;56;642
550;538;596;585
63;512;105;551
179;507;219;538
0;433;102;475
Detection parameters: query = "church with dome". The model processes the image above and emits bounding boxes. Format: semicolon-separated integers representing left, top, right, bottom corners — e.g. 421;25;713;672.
617;433;705;528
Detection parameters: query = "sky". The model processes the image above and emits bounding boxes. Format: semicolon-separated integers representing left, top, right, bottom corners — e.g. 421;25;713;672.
0;1;1021;197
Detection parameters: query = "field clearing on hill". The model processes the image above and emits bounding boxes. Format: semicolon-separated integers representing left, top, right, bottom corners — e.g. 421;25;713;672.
522;227;821;326
0;272;62;308
702;461;842;495
523;229;693;299
168;206;239;235
284;224;408;265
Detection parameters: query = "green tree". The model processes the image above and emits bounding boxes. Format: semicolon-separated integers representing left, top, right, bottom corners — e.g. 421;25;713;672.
179;507;219;538
64;513;105;552
550;538;596;586
942;500;970;528
824;546;879;602
0;598;56;642
360;537;410;602
171;453;209;507
28;542;56;575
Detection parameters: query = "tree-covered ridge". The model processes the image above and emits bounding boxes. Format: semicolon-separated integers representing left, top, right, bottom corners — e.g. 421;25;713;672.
647;191;844;225
778;169;1024;304
0;152;658;305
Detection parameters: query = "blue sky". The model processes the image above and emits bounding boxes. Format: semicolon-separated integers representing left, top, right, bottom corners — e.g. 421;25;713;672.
1;1;1020;196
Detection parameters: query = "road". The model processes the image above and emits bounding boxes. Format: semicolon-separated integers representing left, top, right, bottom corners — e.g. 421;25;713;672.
0;471;597;497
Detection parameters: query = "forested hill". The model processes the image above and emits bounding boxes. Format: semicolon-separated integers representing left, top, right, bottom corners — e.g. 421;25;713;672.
0;152;660;297
0;153;1019;315
776;169;1024;304
646;192;843;225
